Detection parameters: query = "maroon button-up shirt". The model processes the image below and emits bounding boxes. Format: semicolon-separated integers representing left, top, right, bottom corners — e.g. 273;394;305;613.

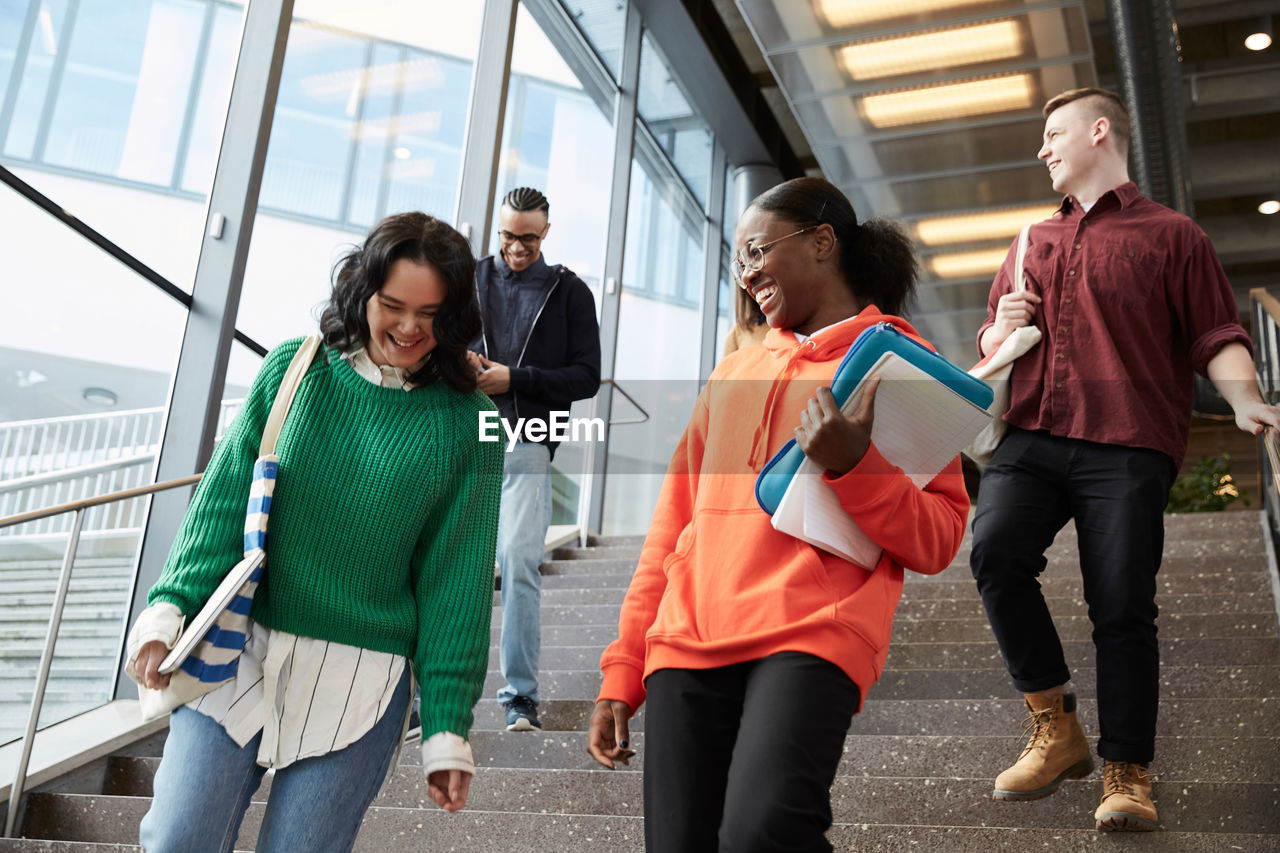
976;182;1250;468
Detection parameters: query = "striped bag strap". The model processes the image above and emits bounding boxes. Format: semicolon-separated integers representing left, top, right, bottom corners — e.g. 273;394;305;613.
259;335;322;457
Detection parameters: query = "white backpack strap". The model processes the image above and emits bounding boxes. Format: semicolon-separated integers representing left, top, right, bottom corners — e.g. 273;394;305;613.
259;335;322;457
1013;224;1032;293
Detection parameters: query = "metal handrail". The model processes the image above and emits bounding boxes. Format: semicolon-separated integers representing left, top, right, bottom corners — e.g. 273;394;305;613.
601;378;649;426
1250;289;1280;546
2;473;201;838
0;453;157;497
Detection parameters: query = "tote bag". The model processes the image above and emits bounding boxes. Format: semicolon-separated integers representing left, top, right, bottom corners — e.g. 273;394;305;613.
137;335;321;720
966;227;1041;465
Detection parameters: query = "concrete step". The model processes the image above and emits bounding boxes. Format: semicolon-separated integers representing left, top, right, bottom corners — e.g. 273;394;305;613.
18;772;1280;849
108;726;1279;784
549;544;640;562
901;569;1271;598
893;590;1279;619
6;822;1280;853
95;751;1280;821
461;695;1280;740
883;637;1280;670
490;609;1279;647
476;633;1280;672
539;557;638;576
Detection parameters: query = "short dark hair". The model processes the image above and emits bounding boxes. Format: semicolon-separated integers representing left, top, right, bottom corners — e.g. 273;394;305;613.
749;177;919;318
319;211;481;393
1043;87;1131;157
502;187;549;216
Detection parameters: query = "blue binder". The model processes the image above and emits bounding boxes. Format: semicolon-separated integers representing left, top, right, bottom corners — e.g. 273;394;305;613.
754;323;994;515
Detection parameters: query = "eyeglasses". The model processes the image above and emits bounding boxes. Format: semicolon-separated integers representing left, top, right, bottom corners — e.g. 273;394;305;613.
731;226;816;287
497;229;545;247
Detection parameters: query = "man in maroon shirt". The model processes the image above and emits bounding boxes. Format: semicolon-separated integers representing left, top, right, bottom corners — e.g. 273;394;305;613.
970;87;1280;832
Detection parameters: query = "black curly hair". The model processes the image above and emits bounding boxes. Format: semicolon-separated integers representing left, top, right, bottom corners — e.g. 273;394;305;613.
319;212;480;392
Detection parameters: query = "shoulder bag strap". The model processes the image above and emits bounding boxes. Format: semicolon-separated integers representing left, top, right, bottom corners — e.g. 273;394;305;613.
259;335;322;457
1013;224;1031;294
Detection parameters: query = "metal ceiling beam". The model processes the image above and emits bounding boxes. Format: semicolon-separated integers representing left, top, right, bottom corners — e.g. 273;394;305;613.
632;0;803;175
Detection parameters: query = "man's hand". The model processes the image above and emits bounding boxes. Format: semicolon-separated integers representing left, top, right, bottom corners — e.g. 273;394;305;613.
795;381;879;477
982;290;1042;356
587;699;635;769
427;769;472;812
1232;401;1280;436
472;353;511;395
136;640;171;690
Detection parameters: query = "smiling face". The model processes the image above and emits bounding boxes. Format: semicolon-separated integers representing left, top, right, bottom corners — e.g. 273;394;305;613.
364;258;447;370
734;206;834;334
1037;97;1103;198
497;205;549;272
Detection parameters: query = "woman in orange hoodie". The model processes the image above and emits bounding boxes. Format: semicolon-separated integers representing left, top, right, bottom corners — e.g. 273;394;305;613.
587;177;971;852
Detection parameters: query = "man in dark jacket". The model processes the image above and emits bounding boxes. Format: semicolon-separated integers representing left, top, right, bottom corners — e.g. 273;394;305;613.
469;187;601;731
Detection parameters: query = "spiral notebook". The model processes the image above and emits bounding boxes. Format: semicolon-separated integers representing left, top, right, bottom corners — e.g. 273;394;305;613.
770;352;991;567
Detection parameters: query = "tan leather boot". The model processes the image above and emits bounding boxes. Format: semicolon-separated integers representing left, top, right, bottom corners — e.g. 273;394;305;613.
1095;760;1158;831
992;691;1094;801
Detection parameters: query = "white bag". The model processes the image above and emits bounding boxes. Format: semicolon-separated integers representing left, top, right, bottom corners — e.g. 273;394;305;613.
966;226;1040;465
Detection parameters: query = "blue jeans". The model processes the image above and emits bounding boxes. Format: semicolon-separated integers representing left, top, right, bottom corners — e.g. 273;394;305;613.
139;667;410;852
496;441;552;704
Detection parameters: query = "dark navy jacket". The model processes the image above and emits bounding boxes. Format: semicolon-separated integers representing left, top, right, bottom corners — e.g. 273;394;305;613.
471;254;601;459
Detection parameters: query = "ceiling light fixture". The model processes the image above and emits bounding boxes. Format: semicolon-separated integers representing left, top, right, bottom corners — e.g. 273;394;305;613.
928;247;1010;279
1244;15;1273;51
861;73;1036;128
82;387;118;407
838;20;1023;81
915;204;1061;246
1260;200;1280;215
817;0;994;29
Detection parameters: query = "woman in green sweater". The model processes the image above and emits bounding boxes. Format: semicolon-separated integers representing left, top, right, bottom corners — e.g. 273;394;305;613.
126;212;503;852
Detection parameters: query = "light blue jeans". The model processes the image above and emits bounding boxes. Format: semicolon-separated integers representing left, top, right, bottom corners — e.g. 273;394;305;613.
139;667;409;853
496;441;553;704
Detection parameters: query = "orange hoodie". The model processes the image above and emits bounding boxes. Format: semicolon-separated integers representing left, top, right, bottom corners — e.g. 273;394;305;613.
598;308;970;713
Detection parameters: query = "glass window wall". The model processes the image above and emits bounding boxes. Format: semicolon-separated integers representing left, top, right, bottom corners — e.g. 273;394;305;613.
232;1;485;354
602;154;705;534
0;0;244;290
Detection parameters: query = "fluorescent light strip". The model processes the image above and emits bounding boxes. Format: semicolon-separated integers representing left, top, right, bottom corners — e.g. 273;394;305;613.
915;204;1059;246
838;20;1023;81
861;73;1035;128
929;246;1010;279
817;0;995;29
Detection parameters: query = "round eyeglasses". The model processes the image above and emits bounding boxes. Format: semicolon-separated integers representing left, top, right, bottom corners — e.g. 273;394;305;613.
731;226;817;287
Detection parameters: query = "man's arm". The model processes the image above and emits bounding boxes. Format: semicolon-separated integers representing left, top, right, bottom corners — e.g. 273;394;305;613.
1206;342;1280;435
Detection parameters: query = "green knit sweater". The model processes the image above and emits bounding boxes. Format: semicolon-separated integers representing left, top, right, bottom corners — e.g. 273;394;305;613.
149;337;503;740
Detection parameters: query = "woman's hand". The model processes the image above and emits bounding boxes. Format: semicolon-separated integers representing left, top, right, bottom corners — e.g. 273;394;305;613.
427;768;472;812
135;640;172;690
795;381;879;477
587;699;635;769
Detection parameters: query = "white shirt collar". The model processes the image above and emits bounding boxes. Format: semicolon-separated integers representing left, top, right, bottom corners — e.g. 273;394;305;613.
343;348;418;391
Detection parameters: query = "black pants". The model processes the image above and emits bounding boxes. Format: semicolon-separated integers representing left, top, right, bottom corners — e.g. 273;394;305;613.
970;427;1176;764
643;652;860;853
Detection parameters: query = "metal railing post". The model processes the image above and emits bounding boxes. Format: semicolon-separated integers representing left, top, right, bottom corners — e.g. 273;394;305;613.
5;508;86;837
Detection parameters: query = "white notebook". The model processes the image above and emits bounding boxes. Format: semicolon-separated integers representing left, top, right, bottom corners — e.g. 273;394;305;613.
158;549;265;675
771;353;991;567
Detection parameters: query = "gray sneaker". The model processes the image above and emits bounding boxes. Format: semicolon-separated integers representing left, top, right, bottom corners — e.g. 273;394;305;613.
503;695;542;731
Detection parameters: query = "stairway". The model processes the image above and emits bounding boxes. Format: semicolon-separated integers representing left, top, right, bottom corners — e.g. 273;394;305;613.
3;511;1279;851
0;549;136;744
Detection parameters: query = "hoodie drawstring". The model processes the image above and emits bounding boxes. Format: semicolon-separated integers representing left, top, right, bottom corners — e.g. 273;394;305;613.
747;339;817;472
